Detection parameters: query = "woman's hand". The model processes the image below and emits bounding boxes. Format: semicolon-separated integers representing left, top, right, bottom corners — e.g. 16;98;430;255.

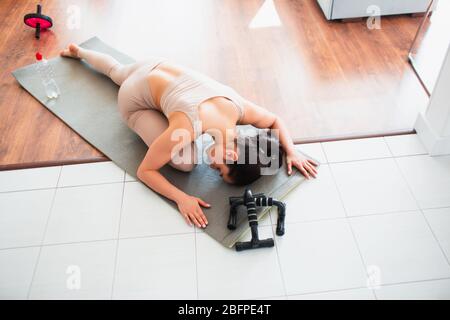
176;194;210;228
286;151;318;179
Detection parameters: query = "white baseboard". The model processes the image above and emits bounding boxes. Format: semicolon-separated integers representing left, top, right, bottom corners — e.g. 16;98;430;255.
415;113;450;156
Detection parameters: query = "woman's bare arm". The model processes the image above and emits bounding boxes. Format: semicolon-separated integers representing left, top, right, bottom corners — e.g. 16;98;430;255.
136;122;209;228
240;99;318;178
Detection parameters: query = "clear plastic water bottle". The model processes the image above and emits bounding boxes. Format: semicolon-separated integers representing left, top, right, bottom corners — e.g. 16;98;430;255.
35;52;60;99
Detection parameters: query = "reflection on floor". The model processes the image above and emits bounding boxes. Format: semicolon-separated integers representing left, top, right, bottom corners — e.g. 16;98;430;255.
409;0;450;93
1;134;449;300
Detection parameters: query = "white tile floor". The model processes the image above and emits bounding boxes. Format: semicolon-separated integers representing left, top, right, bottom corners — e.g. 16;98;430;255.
0;134;449;300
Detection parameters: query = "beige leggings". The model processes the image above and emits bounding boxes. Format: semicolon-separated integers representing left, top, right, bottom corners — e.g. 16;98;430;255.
77;47;196;172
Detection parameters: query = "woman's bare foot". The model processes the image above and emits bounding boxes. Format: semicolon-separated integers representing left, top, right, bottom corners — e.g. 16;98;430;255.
60;43;81;59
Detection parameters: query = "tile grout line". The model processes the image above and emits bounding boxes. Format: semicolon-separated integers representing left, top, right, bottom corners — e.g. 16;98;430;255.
390;154;450;269
266;206;450;233
420;209;450;267
119;230;196;241
385;143;450;298
319;142;329;164
26;166;63;300
242;276;450;300
1;204;448;252
283;275;450;299
387;140;450;267
318;152;433;166
2;140;447;299
0;180;126;195
6;214;449;297
0;230;198;252
326;155;392;165
268;207;274;226
372;276;450;290
1;151;438;195
347;221;378;300
110;180;127;300
275;206;425;227
382;136;396;158
252;295;287;300
326;160;377;299
270;225;289;299
285;285;370;299
55;180;126;190
194;227;200;300
383;135;431;158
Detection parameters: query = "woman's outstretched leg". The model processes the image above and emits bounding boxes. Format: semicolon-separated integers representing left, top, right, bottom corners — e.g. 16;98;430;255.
60;43;140;85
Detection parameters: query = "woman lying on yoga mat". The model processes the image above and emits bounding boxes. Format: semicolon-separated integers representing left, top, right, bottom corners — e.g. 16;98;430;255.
60;44;318;228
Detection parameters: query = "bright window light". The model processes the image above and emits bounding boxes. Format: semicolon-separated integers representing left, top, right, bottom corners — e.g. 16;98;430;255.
249;0;282;29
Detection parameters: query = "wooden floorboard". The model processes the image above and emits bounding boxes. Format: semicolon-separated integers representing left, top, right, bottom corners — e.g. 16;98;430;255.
0;0;427;170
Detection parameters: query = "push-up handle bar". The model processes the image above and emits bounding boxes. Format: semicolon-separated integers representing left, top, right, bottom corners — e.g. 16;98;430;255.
228;189;286;252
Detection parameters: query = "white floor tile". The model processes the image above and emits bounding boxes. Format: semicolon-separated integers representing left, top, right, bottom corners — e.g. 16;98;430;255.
350;211;450;285
0;189;54;249
375;279;450;300
288;288;375;300
331;158;418;216
271;165;345;223
0;166;60;192
275;219;367;295
197;226;284;299
396;155;450;209
58;162;124;187
424;207;450;261
194;206;272;236
0;247;40;299
256;296;288;300
125;172;137;182
193;207;271;237
29;240;116;299
295;143;327;164
3;136;447;301
44;184;123;244
322;137;391;163
113;234;196;299
120;182;193;238
259;210;272;227
384;134;427;157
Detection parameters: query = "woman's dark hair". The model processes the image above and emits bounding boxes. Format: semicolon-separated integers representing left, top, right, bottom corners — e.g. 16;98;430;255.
227;130;283;186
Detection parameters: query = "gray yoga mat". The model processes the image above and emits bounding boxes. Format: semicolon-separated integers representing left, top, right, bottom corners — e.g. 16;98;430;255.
12;37;319;248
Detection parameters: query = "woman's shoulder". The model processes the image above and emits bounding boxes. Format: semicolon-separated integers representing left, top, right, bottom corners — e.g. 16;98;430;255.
167;112;197;140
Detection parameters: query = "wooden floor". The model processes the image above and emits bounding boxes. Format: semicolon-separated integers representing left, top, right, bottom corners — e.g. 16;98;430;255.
0;0;427;170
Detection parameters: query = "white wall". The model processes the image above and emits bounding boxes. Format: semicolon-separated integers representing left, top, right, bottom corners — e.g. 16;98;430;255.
426;44;450;136
415;43;450;155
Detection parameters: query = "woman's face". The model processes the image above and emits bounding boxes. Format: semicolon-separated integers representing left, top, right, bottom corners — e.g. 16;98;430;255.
206;143;233;183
